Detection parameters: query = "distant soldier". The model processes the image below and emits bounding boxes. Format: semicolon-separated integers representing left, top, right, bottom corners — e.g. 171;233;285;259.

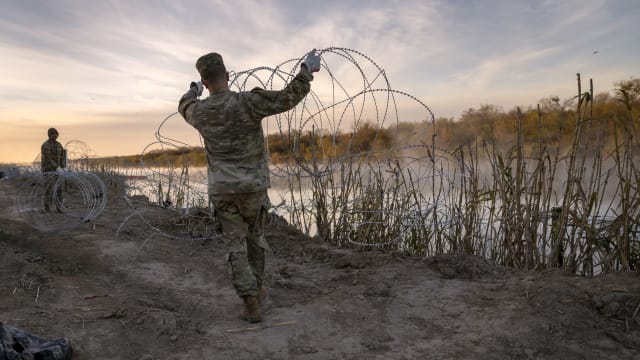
41;127;65;212
179;50;321;323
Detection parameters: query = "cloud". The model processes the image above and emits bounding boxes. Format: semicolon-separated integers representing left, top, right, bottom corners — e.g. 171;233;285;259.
1;0;638;162
452;46;561;89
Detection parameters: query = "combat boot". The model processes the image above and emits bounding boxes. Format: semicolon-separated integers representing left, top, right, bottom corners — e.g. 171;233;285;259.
242;295;262;323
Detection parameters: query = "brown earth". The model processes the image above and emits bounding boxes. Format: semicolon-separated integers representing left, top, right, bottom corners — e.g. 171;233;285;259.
1;179;639;360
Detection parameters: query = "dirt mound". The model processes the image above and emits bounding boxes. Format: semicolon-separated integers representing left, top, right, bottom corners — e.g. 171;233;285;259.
1;179;639;359
426;252;508;280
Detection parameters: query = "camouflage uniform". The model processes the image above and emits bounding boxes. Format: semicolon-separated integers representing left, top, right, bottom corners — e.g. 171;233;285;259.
41;139;65;172
41;136;65;212
178;53;312;297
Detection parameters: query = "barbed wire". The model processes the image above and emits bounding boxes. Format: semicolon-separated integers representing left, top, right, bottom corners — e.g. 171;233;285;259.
118;46;447;247
13;170;107;232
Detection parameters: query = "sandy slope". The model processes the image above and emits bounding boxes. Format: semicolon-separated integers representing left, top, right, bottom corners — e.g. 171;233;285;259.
1;179;639;360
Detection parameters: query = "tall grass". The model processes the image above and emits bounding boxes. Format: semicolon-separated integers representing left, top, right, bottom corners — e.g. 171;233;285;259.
281;74;639;275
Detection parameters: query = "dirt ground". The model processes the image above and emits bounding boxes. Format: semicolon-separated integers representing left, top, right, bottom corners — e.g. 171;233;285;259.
1;179;639;360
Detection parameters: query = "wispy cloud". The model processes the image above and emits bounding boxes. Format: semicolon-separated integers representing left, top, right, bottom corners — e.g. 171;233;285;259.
452;46;561;89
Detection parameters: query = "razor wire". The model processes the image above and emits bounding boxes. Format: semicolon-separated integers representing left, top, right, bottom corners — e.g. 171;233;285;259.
13;170;107;232
118;47;468;247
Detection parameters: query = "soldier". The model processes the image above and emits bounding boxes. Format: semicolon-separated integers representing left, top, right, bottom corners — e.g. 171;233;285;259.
41;128;65;212
179;50;321;323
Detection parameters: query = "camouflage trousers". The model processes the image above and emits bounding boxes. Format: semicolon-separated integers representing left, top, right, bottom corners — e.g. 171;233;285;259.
42;173;63;212
210;190;271;298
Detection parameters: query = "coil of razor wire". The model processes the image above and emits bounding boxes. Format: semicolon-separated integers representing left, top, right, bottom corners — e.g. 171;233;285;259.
123;47;451;247
14;170;107;232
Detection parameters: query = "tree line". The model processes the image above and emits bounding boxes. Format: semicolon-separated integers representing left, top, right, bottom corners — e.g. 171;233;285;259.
89;77;639;167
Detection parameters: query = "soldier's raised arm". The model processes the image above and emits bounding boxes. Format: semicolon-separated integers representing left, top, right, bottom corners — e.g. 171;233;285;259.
247;49;321;118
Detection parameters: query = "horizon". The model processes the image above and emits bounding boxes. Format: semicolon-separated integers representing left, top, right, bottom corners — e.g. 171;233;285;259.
1;0;639;164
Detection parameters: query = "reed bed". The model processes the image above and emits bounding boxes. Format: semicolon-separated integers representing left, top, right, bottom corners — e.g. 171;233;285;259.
279;74;639;275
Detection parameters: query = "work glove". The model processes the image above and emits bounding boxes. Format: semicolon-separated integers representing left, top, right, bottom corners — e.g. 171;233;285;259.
190;81;203;96
301;49;321;73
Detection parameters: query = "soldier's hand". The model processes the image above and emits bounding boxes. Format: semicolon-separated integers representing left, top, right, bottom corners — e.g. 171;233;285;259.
302;49;321;73
190;81;203;96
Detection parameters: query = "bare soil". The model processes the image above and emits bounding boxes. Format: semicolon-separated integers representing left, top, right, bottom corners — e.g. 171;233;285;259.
1;179;639;360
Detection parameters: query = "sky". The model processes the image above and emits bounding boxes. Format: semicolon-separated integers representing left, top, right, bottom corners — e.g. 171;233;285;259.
1;0;638;164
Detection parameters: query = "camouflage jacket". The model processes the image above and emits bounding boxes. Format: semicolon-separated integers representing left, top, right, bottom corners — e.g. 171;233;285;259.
179;71;312;195
40;140;64;172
